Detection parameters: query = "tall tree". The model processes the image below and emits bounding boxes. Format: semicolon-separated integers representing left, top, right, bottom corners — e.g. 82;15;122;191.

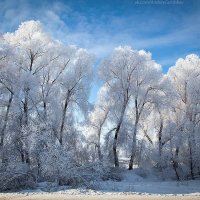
99;46;162;168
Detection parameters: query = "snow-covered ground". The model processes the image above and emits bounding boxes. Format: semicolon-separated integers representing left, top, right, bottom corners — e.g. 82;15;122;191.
97;170;200;195
1;169;200;198
0;193;200;200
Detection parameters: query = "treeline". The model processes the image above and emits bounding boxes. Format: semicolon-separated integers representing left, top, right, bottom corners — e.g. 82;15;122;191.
0;21;199;190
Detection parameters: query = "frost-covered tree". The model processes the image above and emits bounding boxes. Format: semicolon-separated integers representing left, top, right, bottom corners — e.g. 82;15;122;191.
1;20;200;191
0;20;94;189
167;54;200;179
99;46;163;169
86;84;111;161
58;48;94;145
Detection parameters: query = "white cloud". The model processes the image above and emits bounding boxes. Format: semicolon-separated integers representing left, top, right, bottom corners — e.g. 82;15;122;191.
0;0;199;62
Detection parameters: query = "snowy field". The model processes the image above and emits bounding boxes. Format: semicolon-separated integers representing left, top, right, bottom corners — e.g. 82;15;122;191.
0;170;200;200
0;193;200;200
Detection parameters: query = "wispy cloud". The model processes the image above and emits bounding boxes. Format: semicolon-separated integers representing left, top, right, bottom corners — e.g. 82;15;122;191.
0;0;199;68
0;0;199;102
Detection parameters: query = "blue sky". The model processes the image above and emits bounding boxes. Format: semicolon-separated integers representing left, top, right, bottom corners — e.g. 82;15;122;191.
0;0;200;102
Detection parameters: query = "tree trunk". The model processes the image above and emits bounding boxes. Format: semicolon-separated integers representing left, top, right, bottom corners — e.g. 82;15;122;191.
21;151;25;163
129;98;140;170
158;119;163;170
23;89;29;126
25;150;30;164
172;159;180;181
113;124;120;167
43;101;47;120
97;110;108;161
0;93;13;147
189;144;194;179
128;119;138;170
97;131;102;161
172;147;180;181
20;149;30;165
113;104;127;167
97;144;102;161
37;158;41;181
187;122;195;180
60;91;70;145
